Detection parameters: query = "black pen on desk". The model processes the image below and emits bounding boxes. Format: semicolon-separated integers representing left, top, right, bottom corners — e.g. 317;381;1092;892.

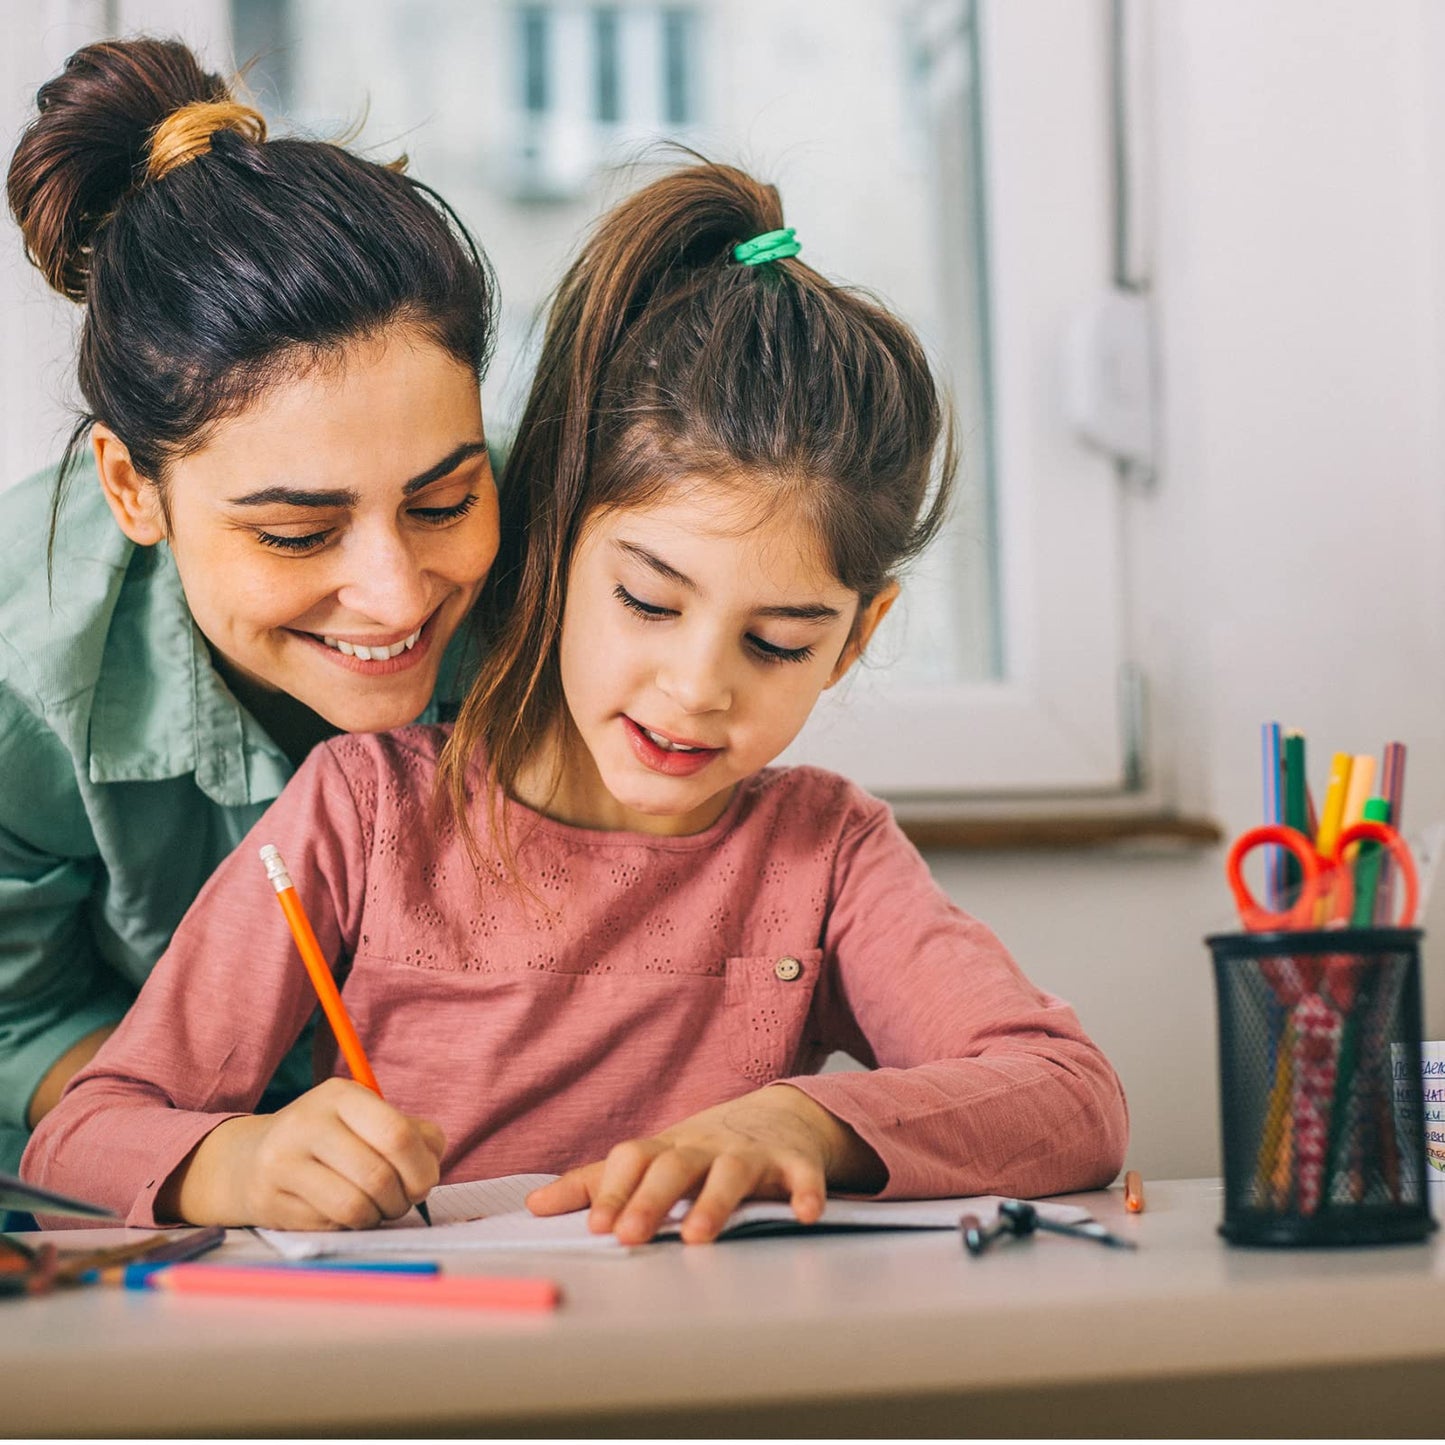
1000;1199;1137;1251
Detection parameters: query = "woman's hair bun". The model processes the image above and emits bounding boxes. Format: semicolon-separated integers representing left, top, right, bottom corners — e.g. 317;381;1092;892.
7;37;231;301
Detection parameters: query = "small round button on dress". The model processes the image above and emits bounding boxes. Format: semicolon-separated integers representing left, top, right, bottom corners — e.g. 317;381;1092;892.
774;956;803;982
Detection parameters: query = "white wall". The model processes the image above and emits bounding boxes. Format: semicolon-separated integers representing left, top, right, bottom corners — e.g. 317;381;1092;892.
926;0;1445;1181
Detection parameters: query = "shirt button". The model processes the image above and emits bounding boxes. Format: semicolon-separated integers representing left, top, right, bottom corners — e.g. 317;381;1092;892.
774;956;803;982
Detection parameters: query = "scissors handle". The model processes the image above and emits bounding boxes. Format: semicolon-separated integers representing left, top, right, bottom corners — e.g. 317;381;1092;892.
1334;819;1419;926
1227;820;1418;932
1227;824;1324;931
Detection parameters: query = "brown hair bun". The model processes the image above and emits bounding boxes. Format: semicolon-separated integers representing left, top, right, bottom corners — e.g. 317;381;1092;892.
8;38;229;300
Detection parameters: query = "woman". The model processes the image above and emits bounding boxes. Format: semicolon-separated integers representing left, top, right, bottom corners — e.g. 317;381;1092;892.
0;37;500;1174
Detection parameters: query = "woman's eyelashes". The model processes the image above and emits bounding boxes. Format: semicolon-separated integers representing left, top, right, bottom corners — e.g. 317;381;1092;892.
253;493;481;554
612;584;815;665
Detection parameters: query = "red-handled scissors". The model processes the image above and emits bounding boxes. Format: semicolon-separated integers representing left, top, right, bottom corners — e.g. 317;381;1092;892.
1226;819;1418;932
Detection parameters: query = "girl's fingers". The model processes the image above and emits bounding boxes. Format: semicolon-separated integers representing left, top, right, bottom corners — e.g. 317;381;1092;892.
525;1166;599;1217
307;1124;414;1222
677;1152;760;1243
331;1088;442;1209
779;1153;828;1224
413;1116;447;1161
611;1148;712;1244
588;1142;667;1234
283;1157;389;1231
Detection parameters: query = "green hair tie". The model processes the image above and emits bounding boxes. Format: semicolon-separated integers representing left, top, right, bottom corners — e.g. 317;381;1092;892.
733;227;801;266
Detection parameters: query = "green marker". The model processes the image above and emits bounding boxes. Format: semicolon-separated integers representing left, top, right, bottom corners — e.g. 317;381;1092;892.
1349;796;1392;928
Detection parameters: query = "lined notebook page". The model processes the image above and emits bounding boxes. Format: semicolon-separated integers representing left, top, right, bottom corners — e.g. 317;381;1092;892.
423;1173;561;1225
256;1174;1094;1261
256;1175;620;1260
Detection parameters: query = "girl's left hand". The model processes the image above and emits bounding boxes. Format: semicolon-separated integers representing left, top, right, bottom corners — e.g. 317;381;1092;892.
525;1084;886;1244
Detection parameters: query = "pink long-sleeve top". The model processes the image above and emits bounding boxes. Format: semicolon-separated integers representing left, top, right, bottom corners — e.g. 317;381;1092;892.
25;726;1128;1225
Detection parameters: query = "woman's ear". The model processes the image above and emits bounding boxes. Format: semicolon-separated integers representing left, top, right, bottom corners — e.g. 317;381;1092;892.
93;425;166;546
826;581;900;688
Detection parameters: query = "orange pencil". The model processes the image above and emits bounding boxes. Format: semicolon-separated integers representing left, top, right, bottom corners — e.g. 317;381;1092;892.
259;844;430;1225
136;1262;559;1311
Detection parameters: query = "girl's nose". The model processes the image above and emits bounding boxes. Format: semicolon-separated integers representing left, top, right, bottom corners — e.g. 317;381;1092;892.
657;640;732;715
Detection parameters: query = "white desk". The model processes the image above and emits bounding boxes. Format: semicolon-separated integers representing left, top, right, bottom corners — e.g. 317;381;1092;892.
7;1179;1445;1436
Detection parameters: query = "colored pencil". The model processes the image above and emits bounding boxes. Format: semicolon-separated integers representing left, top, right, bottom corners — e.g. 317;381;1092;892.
259;844;431;1226
1261;723;1285;909
1340;756;1377;858
1282;732;1308;905
134;1263;559;1311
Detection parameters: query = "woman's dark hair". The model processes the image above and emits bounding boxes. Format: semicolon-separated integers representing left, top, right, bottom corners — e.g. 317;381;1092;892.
7;37;497;561
440;159;955;862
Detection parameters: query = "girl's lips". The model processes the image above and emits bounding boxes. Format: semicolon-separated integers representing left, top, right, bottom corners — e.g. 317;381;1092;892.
623;716;722;777
294;611;437;677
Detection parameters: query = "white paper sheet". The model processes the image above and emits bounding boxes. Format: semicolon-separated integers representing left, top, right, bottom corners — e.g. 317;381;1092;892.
256;1174;1095;1261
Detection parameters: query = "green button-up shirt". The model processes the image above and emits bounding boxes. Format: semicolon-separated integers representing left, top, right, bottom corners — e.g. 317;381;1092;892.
0;460;464;1172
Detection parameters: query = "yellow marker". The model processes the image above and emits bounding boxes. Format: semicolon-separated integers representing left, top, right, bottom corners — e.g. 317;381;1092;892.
1315;752;1354;854
1314;752;1353;921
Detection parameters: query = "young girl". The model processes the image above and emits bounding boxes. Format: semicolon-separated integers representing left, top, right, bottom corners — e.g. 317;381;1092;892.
25;164;1128;1244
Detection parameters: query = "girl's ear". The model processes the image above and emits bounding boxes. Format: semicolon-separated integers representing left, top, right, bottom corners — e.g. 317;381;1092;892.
93;425;166;546
826;581;900;688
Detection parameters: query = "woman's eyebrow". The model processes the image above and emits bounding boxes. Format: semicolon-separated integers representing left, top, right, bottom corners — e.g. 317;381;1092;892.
226;440;488;508
614;540;842;622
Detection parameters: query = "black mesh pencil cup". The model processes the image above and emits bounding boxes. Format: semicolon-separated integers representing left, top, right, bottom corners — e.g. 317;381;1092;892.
1208;927;1434;1246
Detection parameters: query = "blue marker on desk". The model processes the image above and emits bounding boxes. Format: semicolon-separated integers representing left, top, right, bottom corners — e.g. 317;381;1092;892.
119;1259;441;1287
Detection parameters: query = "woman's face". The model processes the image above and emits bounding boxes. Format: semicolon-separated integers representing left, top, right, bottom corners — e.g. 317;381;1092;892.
99;328;497;737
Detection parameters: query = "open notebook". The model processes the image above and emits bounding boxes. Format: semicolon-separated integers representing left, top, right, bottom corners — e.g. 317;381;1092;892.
256;1173;1094;1260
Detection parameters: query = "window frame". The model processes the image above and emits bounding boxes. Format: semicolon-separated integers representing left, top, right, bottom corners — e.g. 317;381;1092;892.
781;0;1128;800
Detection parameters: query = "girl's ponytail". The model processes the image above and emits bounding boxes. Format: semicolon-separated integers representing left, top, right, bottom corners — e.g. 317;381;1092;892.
8;39;231;301
513;162;786;555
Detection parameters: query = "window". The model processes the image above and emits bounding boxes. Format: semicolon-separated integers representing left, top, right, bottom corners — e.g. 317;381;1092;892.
4;0;1133;802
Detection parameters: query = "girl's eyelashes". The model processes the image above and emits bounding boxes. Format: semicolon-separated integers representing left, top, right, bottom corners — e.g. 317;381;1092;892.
613;583;676;618
748;636;815;665
253;493;481;554
613;584;815;664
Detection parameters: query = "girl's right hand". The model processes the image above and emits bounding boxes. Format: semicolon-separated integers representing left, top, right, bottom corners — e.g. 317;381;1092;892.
158;1077;445;1229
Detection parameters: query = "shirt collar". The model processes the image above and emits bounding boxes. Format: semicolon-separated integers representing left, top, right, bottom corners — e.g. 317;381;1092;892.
87;543;293;807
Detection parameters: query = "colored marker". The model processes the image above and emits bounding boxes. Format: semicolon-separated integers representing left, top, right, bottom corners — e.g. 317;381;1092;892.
260;845;432;1227
1314;752;1354;921
1351;797;1392;928
114;1259;440;1287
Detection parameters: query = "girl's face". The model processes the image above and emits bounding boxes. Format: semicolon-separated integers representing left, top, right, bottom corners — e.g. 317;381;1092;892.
95;328;498;744
548;483;894;836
